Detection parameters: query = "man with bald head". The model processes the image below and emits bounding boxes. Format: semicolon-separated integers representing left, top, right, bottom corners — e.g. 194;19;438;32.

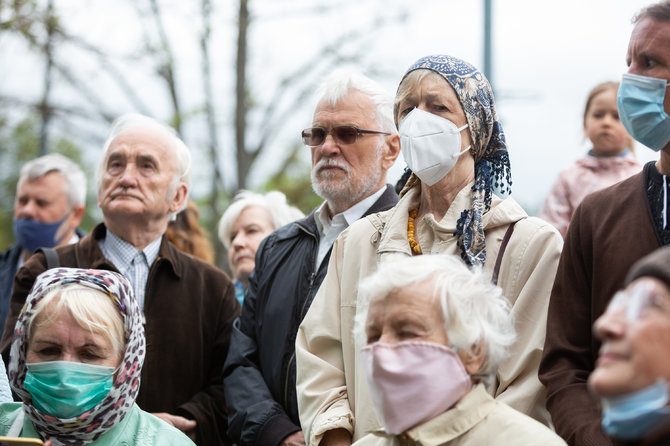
1;113;240;446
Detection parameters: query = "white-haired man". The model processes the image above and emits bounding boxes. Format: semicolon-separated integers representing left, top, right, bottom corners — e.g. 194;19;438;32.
0;153;86;335
1;114;240;446
223;71;400;446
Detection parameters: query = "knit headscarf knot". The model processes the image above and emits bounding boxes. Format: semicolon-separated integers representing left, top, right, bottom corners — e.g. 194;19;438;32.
397;54;512;266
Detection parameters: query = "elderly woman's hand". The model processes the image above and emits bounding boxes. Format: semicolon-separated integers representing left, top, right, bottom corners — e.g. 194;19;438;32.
152;412;197;440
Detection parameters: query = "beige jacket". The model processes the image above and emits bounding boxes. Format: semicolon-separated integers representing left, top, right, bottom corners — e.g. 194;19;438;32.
295;183;563;445
352;384;567;446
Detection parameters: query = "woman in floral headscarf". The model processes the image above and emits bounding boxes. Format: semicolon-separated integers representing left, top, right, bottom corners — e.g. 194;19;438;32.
295;55;563;445
0;267;194;445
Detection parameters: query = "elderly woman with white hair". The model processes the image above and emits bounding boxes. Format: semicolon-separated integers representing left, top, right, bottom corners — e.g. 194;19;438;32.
351;255;566;445
218;190;304;305
296;54;562;445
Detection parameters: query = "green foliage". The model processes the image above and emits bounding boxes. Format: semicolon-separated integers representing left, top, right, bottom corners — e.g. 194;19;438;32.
0;115;96;251
0;0;48;43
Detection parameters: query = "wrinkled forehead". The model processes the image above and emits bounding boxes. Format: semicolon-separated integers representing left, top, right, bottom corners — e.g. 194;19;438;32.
367;281;441;321
105;126;177;164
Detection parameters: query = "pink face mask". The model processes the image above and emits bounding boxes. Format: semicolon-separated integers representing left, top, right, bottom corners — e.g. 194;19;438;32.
360;341;471;435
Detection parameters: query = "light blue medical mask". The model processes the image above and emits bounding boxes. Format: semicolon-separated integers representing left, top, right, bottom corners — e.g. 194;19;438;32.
601;379;670;440
24;361;114;419
618;73;670;151
13;214;68;254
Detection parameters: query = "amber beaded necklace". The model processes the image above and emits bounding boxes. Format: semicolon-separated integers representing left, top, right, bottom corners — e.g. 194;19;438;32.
407;209;422;255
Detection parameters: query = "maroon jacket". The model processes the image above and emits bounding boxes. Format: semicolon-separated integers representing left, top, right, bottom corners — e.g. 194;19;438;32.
539;164;661;446
1;223;241;446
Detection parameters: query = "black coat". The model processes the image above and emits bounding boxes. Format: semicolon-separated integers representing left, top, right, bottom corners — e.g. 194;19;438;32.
223;185;398;446
0;243;22;338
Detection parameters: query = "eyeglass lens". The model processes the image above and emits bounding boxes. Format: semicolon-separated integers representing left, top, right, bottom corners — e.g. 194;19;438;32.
302;126;360;146
608;282;670;321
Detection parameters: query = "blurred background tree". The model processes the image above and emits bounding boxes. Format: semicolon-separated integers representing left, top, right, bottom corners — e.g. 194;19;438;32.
0;0;409;266
0;114;97;249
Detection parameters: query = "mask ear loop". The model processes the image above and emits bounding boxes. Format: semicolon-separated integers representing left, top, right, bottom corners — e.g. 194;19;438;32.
451;124;471;159
453;145;472;159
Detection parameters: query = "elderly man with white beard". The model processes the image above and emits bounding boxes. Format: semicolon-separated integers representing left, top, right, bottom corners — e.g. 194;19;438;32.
223;70;400;446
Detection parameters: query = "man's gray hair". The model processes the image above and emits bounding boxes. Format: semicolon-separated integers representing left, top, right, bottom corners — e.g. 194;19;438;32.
316;69;396;134
355;254;516;381
634;0;670;23
218;190;304;250
18;153;86;208
95;113;192;216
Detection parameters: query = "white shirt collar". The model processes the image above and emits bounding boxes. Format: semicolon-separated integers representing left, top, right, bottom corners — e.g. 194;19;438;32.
313;186;386;268
314;186;386;238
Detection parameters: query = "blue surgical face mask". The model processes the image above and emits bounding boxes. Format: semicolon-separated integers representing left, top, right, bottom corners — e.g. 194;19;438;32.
24;361;115;419
601;379;670;440
618;73;670;151
13;214;68;254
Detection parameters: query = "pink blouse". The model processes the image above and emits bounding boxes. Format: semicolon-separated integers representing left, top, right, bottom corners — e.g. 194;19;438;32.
539;152;642;237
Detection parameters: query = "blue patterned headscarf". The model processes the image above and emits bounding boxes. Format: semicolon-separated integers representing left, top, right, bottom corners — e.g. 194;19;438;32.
398;54;512;266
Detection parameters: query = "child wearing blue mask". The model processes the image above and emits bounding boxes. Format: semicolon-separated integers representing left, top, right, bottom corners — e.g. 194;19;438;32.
539;81;641;237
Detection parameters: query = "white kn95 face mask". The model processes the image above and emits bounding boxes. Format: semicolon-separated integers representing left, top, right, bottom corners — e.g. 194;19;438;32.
399;107;471;186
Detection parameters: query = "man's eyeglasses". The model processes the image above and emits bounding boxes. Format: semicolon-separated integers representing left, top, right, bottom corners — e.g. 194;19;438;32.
301;126;391;147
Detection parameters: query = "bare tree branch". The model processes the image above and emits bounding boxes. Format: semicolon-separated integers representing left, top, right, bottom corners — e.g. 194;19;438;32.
0;94;111;129
247;11;400;170
200;0;226;263
148;0;182;133
58;32;153;115
235;0;250;189
38;0;54;155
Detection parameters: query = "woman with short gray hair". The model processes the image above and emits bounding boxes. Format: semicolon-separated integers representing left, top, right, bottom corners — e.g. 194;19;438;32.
218;190;303;305
352;255;566;445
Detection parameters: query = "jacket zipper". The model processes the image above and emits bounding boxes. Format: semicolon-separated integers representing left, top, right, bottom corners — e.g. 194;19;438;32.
284;225;319;409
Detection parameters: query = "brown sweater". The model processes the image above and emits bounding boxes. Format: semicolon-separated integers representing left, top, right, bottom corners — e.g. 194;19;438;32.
539;164;662;446
1;223;241;446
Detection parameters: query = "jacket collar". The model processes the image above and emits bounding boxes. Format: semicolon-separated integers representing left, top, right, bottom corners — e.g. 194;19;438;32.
403;384;495;444
377;182;527;257
287;184;399;241
84;223;181;278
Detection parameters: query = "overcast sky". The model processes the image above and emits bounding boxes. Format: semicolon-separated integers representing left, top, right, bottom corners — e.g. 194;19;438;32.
0;0;660;213
354;0;659;212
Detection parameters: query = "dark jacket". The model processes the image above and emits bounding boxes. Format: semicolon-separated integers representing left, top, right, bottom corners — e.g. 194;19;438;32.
539;163;663;446
1;223;241;446
223;185;398;446
0;243;22;338
0;228;86;337
612;426;670;446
